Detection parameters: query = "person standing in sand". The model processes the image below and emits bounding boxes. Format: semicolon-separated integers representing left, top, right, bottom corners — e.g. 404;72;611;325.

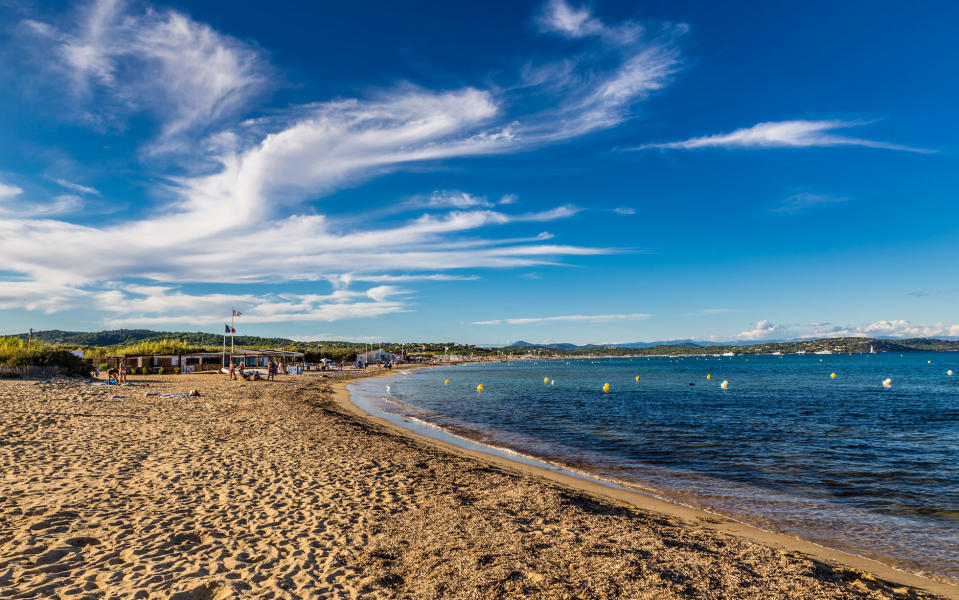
237;363;245;380
267;360;275;382
229;361;236;380
119;359;128;384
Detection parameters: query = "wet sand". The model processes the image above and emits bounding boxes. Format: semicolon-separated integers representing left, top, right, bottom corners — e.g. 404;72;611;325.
0;370;954;599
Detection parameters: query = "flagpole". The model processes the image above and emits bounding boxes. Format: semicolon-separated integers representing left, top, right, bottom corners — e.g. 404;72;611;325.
222;326;226;367
231;311;235;353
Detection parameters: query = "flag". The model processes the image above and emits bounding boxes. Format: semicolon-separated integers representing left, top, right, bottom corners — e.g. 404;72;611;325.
225;323;236;333
232;309;242;317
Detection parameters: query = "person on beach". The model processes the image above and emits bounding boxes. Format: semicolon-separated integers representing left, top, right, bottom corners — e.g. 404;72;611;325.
119;359;128;383
237;363;245;380
94;364;100;378
229;361;236;380
106;367;119;385
276;362;284;377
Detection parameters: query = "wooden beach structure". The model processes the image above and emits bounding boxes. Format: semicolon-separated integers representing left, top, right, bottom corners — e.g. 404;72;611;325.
104;348;306;375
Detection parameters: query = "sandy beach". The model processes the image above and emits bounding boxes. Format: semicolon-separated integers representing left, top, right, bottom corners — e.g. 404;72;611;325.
0;370;954;599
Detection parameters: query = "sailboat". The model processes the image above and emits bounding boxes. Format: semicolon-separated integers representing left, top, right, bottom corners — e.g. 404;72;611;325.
870;345;876;354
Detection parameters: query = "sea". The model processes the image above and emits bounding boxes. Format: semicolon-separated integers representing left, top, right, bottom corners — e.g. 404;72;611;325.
348;352;959;582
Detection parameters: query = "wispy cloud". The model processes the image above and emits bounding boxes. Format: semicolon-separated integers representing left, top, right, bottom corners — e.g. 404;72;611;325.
536;0;643;45
422;190;493;209
50;177;100;196
613;207;636;215
473;313;652;325
0;185;84;216
771;192;848;215
0;181;23;200
694;308;741;315
2;0;681;324
94;284;412;327
634;120;930;153
22;0;270;154
332;273;480;286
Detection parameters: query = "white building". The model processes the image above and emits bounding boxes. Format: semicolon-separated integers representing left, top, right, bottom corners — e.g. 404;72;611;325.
355;349;396;368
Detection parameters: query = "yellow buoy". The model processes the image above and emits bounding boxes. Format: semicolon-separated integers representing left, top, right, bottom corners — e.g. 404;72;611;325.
830;372;837;379
544;377;549;384
819;359;823;362
476;384;483;391
635;375;641;382
948;370;954;376
602;382;610;393
444;379;450;385
706;374;711;380
928;360;932;364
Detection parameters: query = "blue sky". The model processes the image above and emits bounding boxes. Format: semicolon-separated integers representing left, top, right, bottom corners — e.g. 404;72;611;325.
0;0;956;345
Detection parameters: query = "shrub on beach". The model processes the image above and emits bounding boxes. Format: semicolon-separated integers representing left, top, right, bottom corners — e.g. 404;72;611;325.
0;336;89;377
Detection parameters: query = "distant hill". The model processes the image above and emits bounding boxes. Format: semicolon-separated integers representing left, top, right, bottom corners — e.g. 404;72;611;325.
501;336;959;355
513;339;711;350
16;329;303;349
11;329;959;356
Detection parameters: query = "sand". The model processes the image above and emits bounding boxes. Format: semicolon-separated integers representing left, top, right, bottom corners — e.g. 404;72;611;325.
0;370;954;599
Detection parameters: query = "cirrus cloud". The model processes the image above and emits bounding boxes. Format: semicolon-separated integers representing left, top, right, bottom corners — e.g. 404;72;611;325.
634;120;930;153
473;313;652;325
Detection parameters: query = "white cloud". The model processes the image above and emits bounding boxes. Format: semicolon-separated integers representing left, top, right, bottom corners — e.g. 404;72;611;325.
537;0;605;39
2;1;682;324
0;182;24;200
498;194;518;205
636;120;929;153
737;320;789;340
0;279;92;313
97;285;411;327
473;313;652;325
772;193;848;214
536;0;641;45
23;0;269;153
735;319;959;341
696;308;741;315
613;207;635;215
824;320;959;339
0;192;84;217
51;178;100;195
423;191;492;209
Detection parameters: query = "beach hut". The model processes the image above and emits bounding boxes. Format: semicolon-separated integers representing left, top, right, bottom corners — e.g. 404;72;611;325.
106;348;305;375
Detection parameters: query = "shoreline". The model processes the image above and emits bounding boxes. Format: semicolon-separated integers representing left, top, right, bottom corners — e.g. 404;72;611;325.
334;368;959;599
2;370;954;599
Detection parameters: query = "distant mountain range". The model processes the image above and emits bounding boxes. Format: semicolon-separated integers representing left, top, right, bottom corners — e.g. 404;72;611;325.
511;339;736;349
505;337;959;354
8;329;959;355
509;336;959;350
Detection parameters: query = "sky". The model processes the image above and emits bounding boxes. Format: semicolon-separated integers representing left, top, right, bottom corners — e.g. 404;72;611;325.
0;0;956;345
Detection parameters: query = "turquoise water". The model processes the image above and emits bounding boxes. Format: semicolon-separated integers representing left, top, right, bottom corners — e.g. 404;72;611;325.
350;352;959;581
